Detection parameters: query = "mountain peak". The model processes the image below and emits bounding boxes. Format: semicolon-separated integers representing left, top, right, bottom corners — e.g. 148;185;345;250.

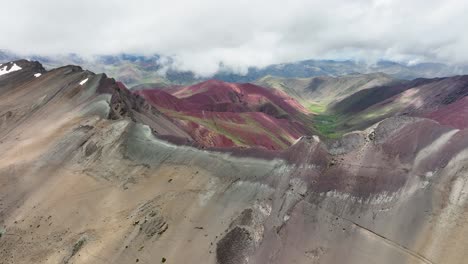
0;59;46;79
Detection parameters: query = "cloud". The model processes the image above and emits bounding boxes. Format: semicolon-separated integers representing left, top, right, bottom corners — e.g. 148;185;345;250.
1;0;468;76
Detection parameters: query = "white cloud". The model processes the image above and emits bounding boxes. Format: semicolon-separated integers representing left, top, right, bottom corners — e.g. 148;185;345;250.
1;0;468;75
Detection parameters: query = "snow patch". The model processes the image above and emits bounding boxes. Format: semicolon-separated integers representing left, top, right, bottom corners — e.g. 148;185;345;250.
0;63;22;76
79;78;89;85
34;73;42;77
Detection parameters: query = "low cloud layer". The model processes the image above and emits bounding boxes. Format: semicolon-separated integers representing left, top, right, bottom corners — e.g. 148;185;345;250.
2;0;468;76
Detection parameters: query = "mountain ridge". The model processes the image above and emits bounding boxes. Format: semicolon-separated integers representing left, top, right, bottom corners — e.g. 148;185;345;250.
3;50;468;86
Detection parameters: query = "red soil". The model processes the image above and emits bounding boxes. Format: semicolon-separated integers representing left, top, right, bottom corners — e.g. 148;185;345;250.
177;120;236;148
136;89;197;112
425;97;468;129
168;80;309;115
134;80;312;150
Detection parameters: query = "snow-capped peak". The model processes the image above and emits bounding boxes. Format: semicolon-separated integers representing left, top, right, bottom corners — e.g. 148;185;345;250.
0;63;23;76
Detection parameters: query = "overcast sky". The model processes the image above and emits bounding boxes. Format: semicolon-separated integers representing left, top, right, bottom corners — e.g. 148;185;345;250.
1;0;468;75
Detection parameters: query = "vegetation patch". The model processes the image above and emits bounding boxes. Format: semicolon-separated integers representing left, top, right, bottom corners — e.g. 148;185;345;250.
307;102;327;113
313;113;344;139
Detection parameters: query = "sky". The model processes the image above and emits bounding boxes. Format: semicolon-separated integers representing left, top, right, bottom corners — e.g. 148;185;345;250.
1;0;468;76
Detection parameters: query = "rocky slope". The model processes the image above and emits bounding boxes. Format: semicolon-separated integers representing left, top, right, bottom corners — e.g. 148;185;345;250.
0;60;467;264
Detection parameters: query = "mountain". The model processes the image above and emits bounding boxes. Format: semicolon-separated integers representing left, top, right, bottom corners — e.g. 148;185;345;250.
254;73;403;138
325;75;468;134
0;51;172;87
134;80;314;150
214;59;468;82
3;50;468;86
254;72;400;109
1;60;468;264
0;50;20;62
258;72;468;138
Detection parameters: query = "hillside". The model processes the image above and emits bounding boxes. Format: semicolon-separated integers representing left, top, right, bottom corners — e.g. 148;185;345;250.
329;75;468;133
134;80;314;150
254;73;400;111
0;60;467;264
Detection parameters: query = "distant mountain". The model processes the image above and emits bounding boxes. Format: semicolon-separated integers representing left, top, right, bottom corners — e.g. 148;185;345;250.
2;50;468;86
0;50;20;62
218;59;468;81
254;73;400;107
0;51;170;87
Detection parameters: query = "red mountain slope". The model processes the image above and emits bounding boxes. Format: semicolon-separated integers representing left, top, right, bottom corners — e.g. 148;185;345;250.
135;80;313;150
425;96;468;129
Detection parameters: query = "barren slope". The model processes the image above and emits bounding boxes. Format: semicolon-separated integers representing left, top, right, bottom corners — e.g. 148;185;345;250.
0;61;467;264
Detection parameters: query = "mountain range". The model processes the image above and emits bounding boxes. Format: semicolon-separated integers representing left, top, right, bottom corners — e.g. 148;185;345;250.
3;50;468;87
0;58;467;264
